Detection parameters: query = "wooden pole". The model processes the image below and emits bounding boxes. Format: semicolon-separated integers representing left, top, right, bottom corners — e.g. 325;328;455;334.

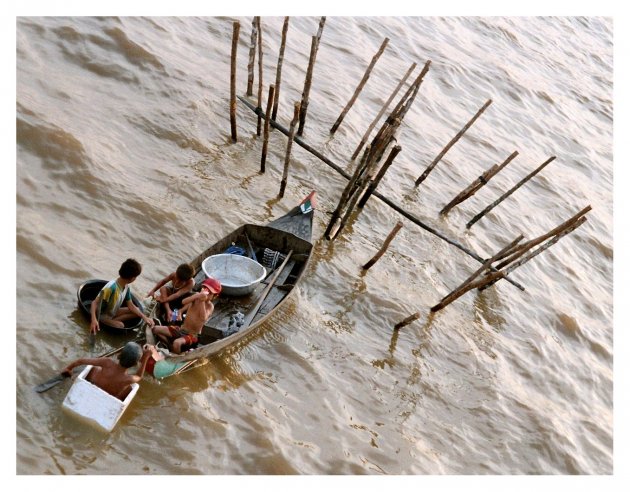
272;16;290;121
351;62;416;160
362;221;403;270
480;216;588;291
237;95;527;292
315;16;326;49
256;17;264;136
279;101;301;198
493;205;591;270
394;312;421;330
358;145;402;209
229;21;240;143
466;155;557;229
324;146;372;239
415;99;493;187
330;37;389;135
430;234;524;312
246;17;258;96
297;36;318;137
261;84;275;173
440;151;519;215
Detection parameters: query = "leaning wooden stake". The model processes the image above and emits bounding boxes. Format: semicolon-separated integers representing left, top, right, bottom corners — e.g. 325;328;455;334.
314;16;326;49
466;155;556;229
330;37;389;135
492;205;591;271
415;99;493;187
238;95;526;292
279;101;301;198
352;62;416;160
430;234;524;312
358;145;402;209
440;151;519;215
324;146;372;239
261;85;275;173
363;221;403;270
246;17;258;96
229;21;240;143
272;16;290;121
480;216;588;291
297;36;318;137
394;312;421;330
256;17;264;136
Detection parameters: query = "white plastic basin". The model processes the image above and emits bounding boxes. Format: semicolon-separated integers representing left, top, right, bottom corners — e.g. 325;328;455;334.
201;254;266;296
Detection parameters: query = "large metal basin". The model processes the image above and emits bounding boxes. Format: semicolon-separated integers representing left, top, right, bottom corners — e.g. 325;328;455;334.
201;254;266;296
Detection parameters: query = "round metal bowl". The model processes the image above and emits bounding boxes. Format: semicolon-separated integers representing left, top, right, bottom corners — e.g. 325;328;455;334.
201;254;266;296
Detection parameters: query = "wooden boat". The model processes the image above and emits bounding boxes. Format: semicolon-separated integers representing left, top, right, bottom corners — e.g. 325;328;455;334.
146;191;316;379
77;279;145;332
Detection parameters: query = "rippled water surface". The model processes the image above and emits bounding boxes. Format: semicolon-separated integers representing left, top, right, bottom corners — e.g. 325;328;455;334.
16;16;613;475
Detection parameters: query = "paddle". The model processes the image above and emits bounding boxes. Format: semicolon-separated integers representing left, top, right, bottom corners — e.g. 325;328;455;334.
242;250;293;328
34;336;146;393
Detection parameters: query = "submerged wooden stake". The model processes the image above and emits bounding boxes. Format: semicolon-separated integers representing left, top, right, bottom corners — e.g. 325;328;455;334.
272;16;290;121
466;155;556;229
415;99;493;187
362;221;403;270
440;151;519;215
279;101;301;198
256;17;264;136
229;21;240;143
330;37;389;135
261;85;275;173
246;17;258;96
351;62;416;160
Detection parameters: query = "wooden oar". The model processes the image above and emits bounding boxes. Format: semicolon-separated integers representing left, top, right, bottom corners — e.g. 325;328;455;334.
34;336;146;393
242;250;293;328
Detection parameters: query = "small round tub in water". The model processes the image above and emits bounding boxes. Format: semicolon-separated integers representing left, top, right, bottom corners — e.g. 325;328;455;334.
201;254;266;296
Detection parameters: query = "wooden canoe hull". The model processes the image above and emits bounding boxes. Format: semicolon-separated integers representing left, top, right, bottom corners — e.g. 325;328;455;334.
152;194;315;374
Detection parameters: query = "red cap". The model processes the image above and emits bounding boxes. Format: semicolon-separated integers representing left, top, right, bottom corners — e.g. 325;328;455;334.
202;277;222;294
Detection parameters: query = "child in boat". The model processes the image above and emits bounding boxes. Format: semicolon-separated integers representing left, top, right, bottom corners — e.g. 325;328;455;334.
90;258;155;334
62;342;153;400
152;277;221;354
147;263;195;322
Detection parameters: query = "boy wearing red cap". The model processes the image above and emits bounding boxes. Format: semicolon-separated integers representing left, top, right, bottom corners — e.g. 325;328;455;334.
152;277;221;354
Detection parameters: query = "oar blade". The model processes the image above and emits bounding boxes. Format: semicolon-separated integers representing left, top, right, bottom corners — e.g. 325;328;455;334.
34;373;69;393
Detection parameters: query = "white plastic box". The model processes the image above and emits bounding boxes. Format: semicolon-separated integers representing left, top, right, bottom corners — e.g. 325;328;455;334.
62;365;139;432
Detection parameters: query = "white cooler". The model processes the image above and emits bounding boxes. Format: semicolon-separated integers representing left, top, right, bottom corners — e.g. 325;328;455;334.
62;365;139;432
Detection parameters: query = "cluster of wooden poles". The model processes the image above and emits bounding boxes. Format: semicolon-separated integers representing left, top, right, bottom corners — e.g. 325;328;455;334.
227;17;591;324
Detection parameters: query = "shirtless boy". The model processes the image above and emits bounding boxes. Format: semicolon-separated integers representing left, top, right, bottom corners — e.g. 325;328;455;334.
152;277;221;354
62;342;153;400
147;263;195;322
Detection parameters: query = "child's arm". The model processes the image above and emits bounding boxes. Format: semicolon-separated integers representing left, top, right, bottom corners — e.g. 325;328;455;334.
126;299;155;328
90;295;102;334
62;357;106;376
147;273;173;298
182;291;208;306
